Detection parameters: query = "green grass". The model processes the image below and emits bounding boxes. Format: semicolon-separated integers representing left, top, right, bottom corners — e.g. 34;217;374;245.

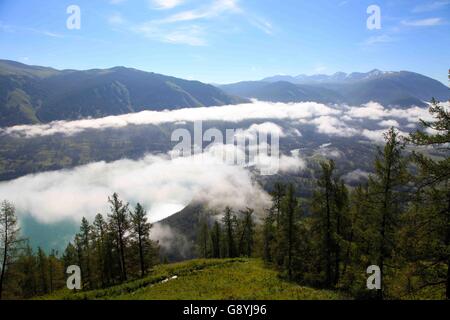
38;259;346;300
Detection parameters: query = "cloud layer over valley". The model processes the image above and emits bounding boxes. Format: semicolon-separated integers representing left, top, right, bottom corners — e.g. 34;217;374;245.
1;100;438;142
0;145;304;224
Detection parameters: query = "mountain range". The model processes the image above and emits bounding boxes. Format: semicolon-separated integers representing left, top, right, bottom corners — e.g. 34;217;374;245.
0;59;246;127
1;60;449;127
219;69;450;107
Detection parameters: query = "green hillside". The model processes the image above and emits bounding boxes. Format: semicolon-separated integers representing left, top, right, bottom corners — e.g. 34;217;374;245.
38;259;345;300
0;59;247;126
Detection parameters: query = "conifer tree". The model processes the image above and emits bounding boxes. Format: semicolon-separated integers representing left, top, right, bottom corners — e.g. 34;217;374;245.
0;201;22;299
92;213;107;287
130;203;154;277
368;128;409;299
79;217;93;288
108;193;130;281
280;184;299;280
222;207;237;258
238;208;255;257
408;99;450;299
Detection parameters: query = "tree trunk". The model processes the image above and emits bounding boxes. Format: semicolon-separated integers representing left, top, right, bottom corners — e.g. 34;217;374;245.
138;231;145;278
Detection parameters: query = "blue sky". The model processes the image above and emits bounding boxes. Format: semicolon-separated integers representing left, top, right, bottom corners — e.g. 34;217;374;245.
0;0;449;84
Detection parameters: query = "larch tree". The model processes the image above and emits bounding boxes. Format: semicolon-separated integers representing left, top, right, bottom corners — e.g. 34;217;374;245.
0;200;22;300
408;99;450;299
222;207;237;258
368;127;409;299
130;203;154;277
108;193;130;281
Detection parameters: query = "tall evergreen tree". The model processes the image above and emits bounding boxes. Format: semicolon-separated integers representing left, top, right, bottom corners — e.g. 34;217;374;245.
222;207;237;258
0;200;22;299
238;208;255;257
408;99;450;299
107;193;130;281
79;217;93;289
368;128;409;299
280;184;299;280
130;203;154;277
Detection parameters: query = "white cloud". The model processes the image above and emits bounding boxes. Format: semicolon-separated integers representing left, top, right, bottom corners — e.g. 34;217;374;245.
237;122;286;138
163;25;206;46
310;116;358;137
346;102;386;120
1;100;338;138
342;169;370;183
2;100;437;143
132;22;206;46
362;34;395;46
0;151;272;224
151;0;184;10
158;0;241;23
401;18;444;27
378;119;400;127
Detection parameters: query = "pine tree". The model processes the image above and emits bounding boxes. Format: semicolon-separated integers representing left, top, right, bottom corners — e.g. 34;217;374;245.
321;160;335;287
62;242;78;270
238;208;255;257
333;179;349;286
279;184;299;280
92;213;107;287
130;203;154;277
79;217;93;289
222;207;237;258
368;127;409;299
408;99;450;299
107;193;130;281
0;200;22;299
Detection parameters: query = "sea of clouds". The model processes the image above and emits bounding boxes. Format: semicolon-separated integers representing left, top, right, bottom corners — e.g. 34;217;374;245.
0;99;443;227
0;145;306;224
0;100;439;141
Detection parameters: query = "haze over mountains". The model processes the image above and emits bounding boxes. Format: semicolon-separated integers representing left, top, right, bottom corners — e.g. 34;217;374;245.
1;60;449;128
